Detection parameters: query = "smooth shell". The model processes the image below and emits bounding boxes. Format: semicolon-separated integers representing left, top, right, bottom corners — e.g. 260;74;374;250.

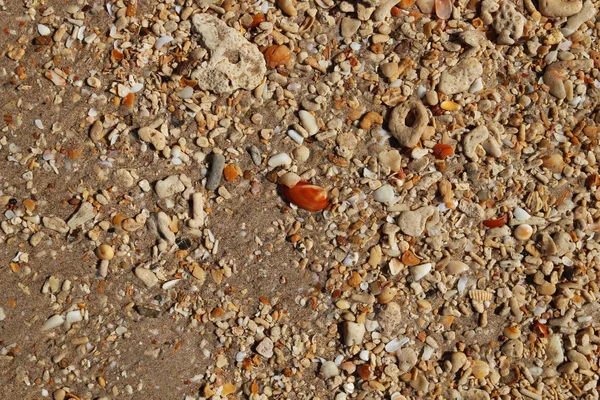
280;181;328;211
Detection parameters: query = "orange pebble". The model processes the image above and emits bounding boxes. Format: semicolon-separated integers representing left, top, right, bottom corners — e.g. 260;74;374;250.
264;45;292;68
279;181;328;212
223;165;239;182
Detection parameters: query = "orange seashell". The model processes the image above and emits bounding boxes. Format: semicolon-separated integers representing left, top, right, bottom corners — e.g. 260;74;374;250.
435;0;452;19
433;143;454;160
483;213;508;228
111;49;124;61
531;321;548;338
279;180;328;211
264;45;292;69
122;93;135;111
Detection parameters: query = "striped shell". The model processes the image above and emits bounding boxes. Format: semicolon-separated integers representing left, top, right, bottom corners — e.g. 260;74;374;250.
469;289;493;302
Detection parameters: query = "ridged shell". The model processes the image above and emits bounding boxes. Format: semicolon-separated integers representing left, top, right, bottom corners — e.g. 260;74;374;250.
469;289;493;302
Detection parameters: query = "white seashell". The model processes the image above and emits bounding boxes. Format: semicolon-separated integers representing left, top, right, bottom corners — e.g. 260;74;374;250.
66;310;83;323
162;279;181;290
155;35;173;49
278;172;301;188
513;207;531;220
299;110;318;135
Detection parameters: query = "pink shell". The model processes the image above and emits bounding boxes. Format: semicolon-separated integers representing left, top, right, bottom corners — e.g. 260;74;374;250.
435;0;453;19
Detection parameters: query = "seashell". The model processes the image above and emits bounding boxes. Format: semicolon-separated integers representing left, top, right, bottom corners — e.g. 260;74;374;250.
435;0;453;19
433;143;454;160
514;224;533;241
471;360;490;379
446;260;469;275
410;263;432;281
264;45;292;68
279;180;328;211
469;289;493;302
440;100;460;111
483;213;508;228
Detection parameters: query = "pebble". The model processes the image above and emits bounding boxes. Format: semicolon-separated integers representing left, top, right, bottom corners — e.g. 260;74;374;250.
567;349;591;370
42;315;64;331
546;335;564;364
299;110;319;136
191;14;265;93
0;307;5;321
472;360;490;379
67;202;95;229
248;145;262;166
397;206;436;237
373;184;395;205
268;153;292;168
53;389;66;400
293;145;310;163
138;127;166;150
89;120;104;142
279;172;301;188
341;17;361;38
438;58;483;95
513;207;531;220
256;337;274;358
135;266;159;288
539;0;582;17
38;24;51;36
451;352;468;373
388;100;429;148
155;175;185;198
343;322;366;346
206;153;225;190
96;244;115;260
563;0;596;35
42;216;69;233
377;302;402;334
501;339;524;357
157;212;176;243
321;361;339;379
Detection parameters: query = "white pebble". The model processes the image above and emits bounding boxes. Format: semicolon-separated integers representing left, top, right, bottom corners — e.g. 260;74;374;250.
299;110;318;135
268;153;292;167
38;24;51;36
42;315;64;331
373;184;395;205
359;350;369;361
66;310;83;323
288;129;304;144
513;207;531;220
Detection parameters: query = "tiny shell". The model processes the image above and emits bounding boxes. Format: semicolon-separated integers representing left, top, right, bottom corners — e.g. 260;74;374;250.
435;0;452;19
410;263;432;281
514;224;533;241
280;181;328;212
468;289;493;302
446;260;469;275
42;315;64;331
471;360;490;379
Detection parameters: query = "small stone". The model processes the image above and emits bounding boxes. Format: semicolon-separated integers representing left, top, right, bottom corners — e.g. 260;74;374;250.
377;302;402;335
42;315;64;331
567;349;591;370
451;352;468;373
378;150;401;172
67;202;95;229
503;326;521;339
388;100;429;148
53;389;66;400
501;339;524;357
357;364;372;380
0;307;5;321
380;62;399;80
268;153;292;168
155;175;185;198
410;370;429;393
256;337;274;358
373;185;395;205
278;172;301;188
248;145;262;166
378;286;397;304
438;58;483;95
299;110;319;135
397;206;436;237
537;282;556;295
513;207;531;220
546;335;564;365
43;216;69;233
341;17;361;38
321;361;339;379
563;0;596;35
206;153;226;190
539;0;582;17
223;165;239;182
90;120;104;142
514;224;533;240
138;127;166;150
96;244;114;260
343;321;366;346
38;24;51;36
293;145;310;163
135;266;159;288
277;0;297;16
